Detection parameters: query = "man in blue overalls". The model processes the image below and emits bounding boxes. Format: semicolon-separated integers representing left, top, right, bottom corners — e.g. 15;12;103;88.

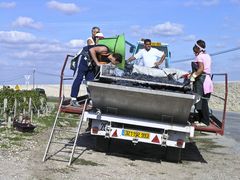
70;45;122;106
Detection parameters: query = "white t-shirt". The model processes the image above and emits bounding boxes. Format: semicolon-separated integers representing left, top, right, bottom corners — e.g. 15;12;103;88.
87;37;95;45
134;48;164;67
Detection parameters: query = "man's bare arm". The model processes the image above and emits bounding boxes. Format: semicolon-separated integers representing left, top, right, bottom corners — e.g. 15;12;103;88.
89;46;108;66
154;53;166;67
127;56;136;63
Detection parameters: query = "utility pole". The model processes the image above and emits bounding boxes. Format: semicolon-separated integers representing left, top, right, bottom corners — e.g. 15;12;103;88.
33;69;35;89
24;75;31;90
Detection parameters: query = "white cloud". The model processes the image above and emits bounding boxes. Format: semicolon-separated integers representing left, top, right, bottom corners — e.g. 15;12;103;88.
12;16;43;29
215;43;226;49
202;0;219;6
147;22;184;36
0;2;16;8
28;42;67;53
68;39;85;48
182;35;196;41
13;51;36;59
130;25;141;37
183;0;219;7
0;60;9;66
47;0;80;15
0;31;36;43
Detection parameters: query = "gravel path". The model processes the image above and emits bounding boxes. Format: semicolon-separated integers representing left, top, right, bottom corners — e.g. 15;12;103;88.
1;122;240;180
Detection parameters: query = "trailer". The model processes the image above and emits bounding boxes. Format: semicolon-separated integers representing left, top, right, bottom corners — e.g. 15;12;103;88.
43;35;228;165
79;64;198;161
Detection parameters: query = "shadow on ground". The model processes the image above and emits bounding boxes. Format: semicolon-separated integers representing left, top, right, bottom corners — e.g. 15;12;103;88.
73;133;206;164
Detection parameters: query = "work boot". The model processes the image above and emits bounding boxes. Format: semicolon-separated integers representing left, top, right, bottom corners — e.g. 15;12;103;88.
70;100;80;107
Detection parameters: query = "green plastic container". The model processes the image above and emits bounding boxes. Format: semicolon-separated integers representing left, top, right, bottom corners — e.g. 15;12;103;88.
98;34;125;69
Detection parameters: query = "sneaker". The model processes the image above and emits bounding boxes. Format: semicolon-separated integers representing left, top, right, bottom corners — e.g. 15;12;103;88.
70;100;80;107
195;122;208;127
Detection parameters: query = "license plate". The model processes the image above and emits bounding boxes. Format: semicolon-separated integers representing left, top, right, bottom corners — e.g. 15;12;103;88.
123;130;150;139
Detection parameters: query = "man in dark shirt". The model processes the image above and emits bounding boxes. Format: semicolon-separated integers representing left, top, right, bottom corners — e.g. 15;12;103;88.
70;45;122;106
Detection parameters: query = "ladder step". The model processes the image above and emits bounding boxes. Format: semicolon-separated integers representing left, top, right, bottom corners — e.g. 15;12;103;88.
55;128;77;134
58;117;80;121
43;97;89;165
51;141;74;146
57;149;86;154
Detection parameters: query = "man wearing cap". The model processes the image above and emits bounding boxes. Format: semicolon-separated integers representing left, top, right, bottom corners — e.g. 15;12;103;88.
95;32;104;44
87;26;100;45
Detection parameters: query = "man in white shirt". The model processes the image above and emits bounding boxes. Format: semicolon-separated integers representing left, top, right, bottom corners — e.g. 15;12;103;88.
87;26;100;45
127;39;166;68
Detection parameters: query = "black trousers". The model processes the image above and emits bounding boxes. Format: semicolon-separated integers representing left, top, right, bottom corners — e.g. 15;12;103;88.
193;75;211;125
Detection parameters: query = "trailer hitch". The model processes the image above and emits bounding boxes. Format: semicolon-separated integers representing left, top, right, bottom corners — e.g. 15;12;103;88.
105;124;111;138
161;131;169;147
132;137;139;145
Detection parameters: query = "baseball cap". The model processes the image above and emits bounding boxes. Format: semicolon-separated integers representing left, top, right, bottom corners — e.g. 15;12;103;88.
95;33;104;39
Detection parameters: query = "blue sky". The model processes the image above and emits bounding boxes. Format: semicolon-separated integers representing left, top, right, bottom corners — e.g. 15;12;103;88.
0;0;240;85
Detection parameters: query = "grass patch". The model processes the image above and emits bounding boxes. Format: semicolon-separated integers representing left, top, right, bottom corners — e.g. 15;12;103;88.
47;96;59;103
194;131;209;136
36;114;55;129
8;135;23;141
65;118;79;127
74;158;103;166
0;143;10;148
0;101;57;149
193;136;225;152
0;127;6;133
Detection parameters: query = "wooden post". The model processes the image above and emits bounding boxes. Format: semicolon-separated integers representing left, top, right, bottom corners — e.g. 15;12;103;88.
3;98;7;112
40;98;44;111
28;97;32;115
23;97;26;115
19;113;23;122
45;104;48;116
14;98;17;118
3;98;7;121
30;110;33;123
7;116;11;128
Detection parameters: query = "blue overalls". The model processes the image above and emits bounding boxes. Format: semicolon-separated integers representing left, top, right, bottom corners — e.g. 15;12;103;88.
70;45;110;98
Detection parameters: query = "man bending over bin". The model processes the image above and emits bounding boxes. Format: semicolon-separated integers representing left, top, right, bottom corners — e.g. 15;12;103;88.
70;45;122;107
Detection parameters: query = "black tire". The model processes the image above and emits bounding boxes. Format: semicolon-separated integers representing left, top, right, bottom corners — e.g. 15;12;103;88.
94;136;110;152
165;147;182;163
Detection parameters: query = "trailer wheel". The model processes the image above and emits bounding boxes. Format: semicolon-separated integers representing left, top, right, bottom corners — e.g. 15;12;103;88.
165;147;182;163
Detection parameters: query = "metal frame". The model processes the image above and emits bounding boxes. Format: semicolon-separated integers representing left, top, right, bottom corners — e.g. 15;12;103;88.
84;111;194;148
59;54;74;101
43;54;90;165
42;97;64;162
194;73;228;135
84;112;194;135
68;99;88;165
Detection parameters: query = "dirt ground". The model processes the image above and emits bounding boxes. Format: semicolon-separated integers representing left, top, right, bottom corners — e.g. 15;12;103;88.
0;120;240;180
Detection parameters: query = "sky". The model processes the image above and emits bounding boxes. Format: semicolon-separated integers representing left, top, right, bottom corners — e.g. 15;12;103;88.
0;0;240;85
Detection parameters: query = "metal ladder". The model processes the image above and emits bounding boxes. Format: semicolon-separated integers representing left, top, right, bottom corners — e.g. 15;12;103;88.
42;97;88;165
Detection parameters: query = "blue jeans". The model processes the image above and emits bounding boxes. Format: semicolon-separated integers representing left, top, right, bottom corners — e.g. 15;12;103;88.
70;55;94;98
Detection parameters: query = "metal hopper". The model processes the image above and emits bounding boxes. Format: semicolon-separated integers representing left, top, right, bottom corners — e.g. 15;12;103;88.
87;81;196;125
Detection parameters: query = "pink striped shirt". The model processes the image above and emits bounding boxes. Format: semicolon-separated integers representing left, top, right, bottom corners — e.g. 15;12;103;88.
195;52;214;94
